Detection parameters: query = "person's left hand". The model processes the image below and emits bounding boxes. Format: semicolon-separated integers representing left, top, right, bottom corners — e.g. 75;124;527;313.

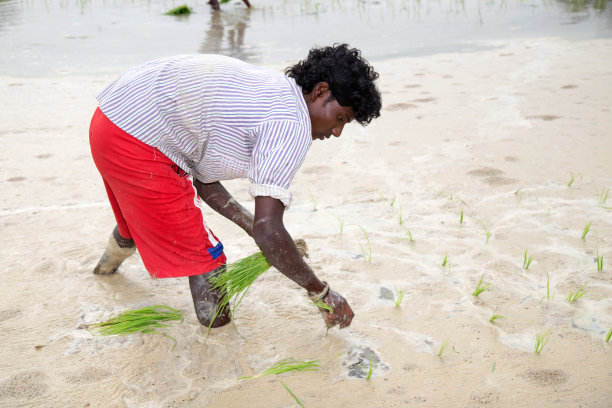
318;289;354;329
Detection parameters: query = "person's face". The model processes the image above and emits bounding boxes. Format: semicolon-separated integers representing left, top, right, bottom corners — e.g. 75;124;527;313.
305;82;355;141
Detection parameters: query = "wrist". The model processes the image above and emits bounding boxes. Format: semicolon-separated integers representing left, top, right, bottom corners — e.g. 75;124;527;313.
308;281;330;301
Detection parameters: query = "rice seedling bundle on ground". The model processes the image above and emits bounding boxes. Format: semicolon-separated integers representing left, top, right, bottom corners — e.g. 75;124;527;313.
238;359;321;379
87;305;183;348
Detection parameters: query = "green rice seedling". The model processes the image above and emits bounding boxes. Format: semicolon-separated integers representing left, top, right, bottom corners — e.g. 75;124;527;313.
375;189;387;202
566;282;589;303
88;305;183;349
489;312;505;323
514;188;522;200
598;188;610;204
394;287;405;307
365;355;374;380
397;197;404;225
358;226;372;262
472;274;490;297
165;5;192;15
389;193;396;207
307;188;318;211
238;359;321;379
280;382;304;408
606;328;612;342
442;253;448;268
327;211;344;235
567;172;582;187
523;250;534;270
472;217;491;244
491;362;496;372
581;222;592;241
436;338;450;357
208;252;271;330
404;228;415;243
534;329;551;354
596;249;604;271
311;299;333;313
460;208;464;224
539;272;556;304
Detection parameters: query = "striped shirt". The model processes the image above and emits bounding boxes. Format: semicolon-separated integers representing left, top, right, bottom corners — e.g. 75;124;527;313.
96;54;312;207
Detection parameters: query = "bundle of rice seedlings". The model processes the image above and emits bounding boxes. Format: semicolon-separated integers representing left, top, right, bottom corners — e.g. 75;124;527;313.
238;359;321;379
207;252;271;329
87;305;183;349
207;240;309;330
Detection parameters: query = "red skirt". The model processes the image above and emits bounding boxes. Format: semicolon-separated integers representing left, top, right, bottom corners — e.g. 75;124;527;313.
89;108;226;278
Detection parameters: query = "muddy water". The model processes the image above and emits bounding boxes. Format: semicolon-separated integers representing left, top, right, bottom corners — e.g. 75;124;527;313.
0;0;611;76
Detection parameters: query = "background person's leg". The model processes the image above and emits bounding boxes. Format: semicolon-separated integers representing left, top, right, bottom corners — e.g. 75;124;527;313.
189;265;231;328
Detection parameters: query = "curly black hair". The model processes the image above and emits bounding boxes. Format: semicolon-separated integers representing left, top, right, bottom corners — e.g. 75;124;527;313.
285;44;381;125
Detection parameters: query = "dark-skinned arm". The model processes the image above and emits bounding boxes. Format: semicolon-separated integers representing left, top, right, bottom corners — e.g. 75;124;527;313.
253;196;354;328
194;180;255;237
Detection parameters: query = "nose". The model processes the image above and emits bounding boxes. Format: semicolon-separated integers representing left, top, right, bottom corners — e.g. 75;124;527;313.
331;123;345;138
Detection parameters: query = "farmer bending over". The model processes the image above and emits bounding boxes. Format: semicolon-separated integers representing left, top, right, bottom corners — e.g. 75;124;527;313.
89;44;381;329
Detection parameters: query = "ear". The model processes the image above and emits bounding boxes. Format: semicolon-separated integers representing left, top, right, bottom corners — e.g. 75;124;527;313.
312;82;330;101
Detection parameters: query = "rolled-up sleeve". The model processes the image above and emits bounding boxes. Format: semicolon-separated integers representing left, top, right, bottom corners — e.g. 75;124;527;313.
248;120;312;208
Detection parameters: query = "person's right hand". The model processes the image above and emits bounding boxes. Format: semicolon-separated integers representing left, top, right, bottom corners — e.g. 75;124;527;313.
319;289;354;329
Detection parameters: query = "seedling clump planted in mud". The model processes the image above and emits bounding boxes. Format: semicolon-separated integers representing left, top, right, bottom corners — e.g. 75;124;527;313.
472;274;491;297
534;329;551;354
566;282;588;303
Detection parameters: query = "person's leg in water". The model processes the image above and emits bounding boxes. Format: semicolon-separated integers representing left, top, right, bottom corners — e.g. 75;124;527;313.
189;265;231;328
93;225;136;275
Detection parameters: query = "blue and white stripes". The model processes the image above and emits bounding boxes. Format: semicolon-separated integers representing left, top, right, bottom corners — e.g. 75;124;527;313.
97;54;312;207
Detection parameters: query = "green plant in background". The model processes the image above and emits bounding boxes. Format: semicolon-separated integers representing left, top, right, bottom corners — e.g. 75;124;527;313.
596;249;604;271
534;329;551;354
567;172;582;187
238;359;321;379
598;188;610;204
208;252;271;330
442;253;448;268
472;274;490;297
327;211;344;235
436;338;450;357
606;328;612;342
394;287;405;307
307;188;318;211
539;272;556;304
87;305;183;349
365;355;374;380
472;217;491;243
523;250;534;270
404;228;415;243
397;197;404;225
280;382;305;407
165;5;192;15
566;282;589;303
489;312;505;323
581;221;592;241
358;225;372;262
